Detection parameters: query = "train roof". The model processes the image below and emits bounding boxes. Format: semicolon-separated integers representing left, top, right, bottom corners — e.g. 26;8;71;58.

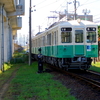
34;20;97;37
47;20;97;29
57;20;97;26
67;20;97;26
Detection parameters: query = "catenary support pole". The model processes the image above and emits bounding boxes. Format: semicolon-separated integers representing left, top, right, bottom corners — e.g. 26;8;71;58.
29;0;32;65
1;4;4;72
74;0;76;20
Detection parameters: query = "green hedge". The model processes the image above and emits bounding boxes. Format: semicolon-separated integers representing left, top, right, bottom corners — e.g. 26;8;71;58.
10;53;28;64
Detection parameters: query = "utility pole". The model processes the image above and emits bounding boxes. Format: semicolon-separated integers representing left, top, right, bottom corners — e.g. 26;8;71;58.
66;2;72;20
37;25;42;32
29;0;32;65
82;9;90;20
1;4;4;72
74;0;77;20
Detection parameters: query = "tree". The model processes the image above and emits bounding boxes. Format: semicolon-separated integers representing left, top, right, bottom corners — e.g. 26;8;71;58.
98;26;100;37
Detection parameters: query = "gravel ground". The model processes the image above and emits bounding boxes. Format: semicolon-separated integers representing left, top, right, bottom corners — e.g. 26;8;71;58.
51;70;100;100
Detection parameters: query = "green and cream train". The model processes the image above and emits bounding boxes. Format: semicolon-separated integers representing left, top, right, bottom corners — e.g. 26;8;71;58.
32;20;98;70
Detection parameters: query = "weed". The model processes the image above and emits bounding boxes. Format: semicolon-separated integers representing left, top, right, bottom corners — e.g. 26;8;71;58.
89;62;100;72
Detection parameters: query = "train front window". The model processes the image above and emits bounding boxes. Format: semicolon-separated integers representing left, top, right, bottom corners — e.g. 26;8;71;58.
87;32;96;43
61;32;72;43
75;30;83;43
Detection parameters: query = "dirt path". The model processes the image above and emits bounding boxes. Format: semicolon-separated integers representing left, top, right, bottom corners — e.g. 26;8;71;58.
0;67;19;100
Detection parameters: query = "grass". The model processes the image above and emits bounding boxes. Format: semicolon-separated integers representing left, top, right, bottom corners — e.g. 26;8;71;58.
89;62;100;73
0;63;19;89
3;62;76;100
1;51;100;100
10;52;28;64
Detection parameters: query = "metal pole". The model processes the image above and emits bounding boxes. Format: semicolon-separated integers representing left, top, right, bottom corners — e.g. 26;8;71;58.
74;0;76;20
1;4;4;72
82;9;90;21
29;0;32;65
66;2;68;20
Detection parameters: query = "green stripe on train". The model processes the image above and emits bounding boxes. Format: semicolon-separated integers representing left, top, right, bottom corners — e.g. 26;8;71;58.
32;45;98;58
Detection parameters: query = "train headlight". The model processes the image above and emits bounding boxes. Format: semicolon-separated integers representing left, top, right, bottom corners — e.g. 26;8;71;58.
64;28;66;31
82;57;86;62
77;19;81;23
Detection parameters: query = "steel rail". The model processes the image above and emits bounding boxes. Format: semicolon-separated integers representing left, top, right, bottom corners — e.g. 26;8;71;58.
48;64;100;90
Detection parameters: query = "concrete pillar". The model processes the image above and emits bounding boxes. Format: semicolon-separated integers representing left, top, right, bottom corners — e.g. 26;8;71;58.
12;36;14;53
0;4;5;70
4;21;9;62
9;26;13;60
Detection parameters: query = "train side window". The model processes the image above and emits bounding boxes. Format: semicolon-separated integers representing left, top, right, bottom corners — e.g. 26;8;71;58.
75;30;83;43
34;40;35;47
52;32;54;45
32;40;34;47
54;32;56;45
61;32;72;43
43;36;45;46
47;33;51;45
36;39;37;47
39;38;41;46
37;38;40;47
40;37;43;46
45;35;47;45
37;39;38;47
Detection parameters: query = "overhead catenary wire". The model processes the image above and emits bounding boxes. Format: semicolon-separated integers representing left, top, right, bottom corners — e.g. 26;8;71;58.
36;0;67;31
78;0;99;7
33;0;100;33
35;0;47;6
36;0;62;10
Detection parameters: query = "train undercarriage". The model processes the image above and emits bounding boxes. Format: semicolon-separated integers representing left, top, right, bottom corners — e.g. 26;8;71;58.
32;54;92;70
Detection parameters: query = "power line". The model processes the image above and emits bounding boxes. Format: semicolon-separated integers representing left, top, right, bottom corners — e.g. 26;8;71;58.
36;0;62;10
29;0;32;65
40;0;66;27
79;0;99;7
35;0;47;6
37;25;42;32
93;14;100;18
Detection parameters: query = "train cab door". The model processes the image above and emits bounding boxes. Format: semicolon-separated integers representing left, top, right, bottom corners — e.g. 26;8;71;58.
74;28;86;56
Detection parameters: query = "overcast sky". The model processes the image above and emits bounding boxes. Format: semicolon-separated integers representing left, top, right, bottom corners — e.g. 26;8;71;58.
17;0;100;45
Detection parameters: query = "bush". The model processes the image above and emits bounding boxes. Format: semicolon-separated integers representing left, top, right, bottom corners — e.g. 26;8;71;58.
10;52;28;64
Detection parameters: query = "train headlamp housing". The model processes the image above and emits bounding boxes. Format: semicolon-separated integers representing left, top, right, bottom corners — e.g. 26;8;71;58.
72;56;87;62
77;19;81;23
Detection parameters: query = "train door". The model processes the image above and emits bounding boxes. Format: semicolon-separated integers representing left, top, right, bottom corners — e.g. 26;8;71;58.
74;28;85;56
52;32;54;56
54;31;58;57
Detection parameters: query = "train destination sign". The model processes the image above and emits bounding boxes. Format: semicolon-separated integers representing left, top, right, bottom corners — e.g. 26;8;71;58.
86;27;96;31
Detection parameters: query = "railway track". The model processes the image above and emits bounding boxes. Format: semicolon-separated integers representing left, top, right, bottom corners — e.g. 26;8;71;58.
48;64;100;90
69;71;100;90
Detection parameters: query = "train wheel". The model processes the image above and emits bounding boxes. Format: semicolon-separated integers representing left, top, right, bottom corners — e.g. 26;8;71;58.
58;59;63;68
54;58;58;67
52;58;55;66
